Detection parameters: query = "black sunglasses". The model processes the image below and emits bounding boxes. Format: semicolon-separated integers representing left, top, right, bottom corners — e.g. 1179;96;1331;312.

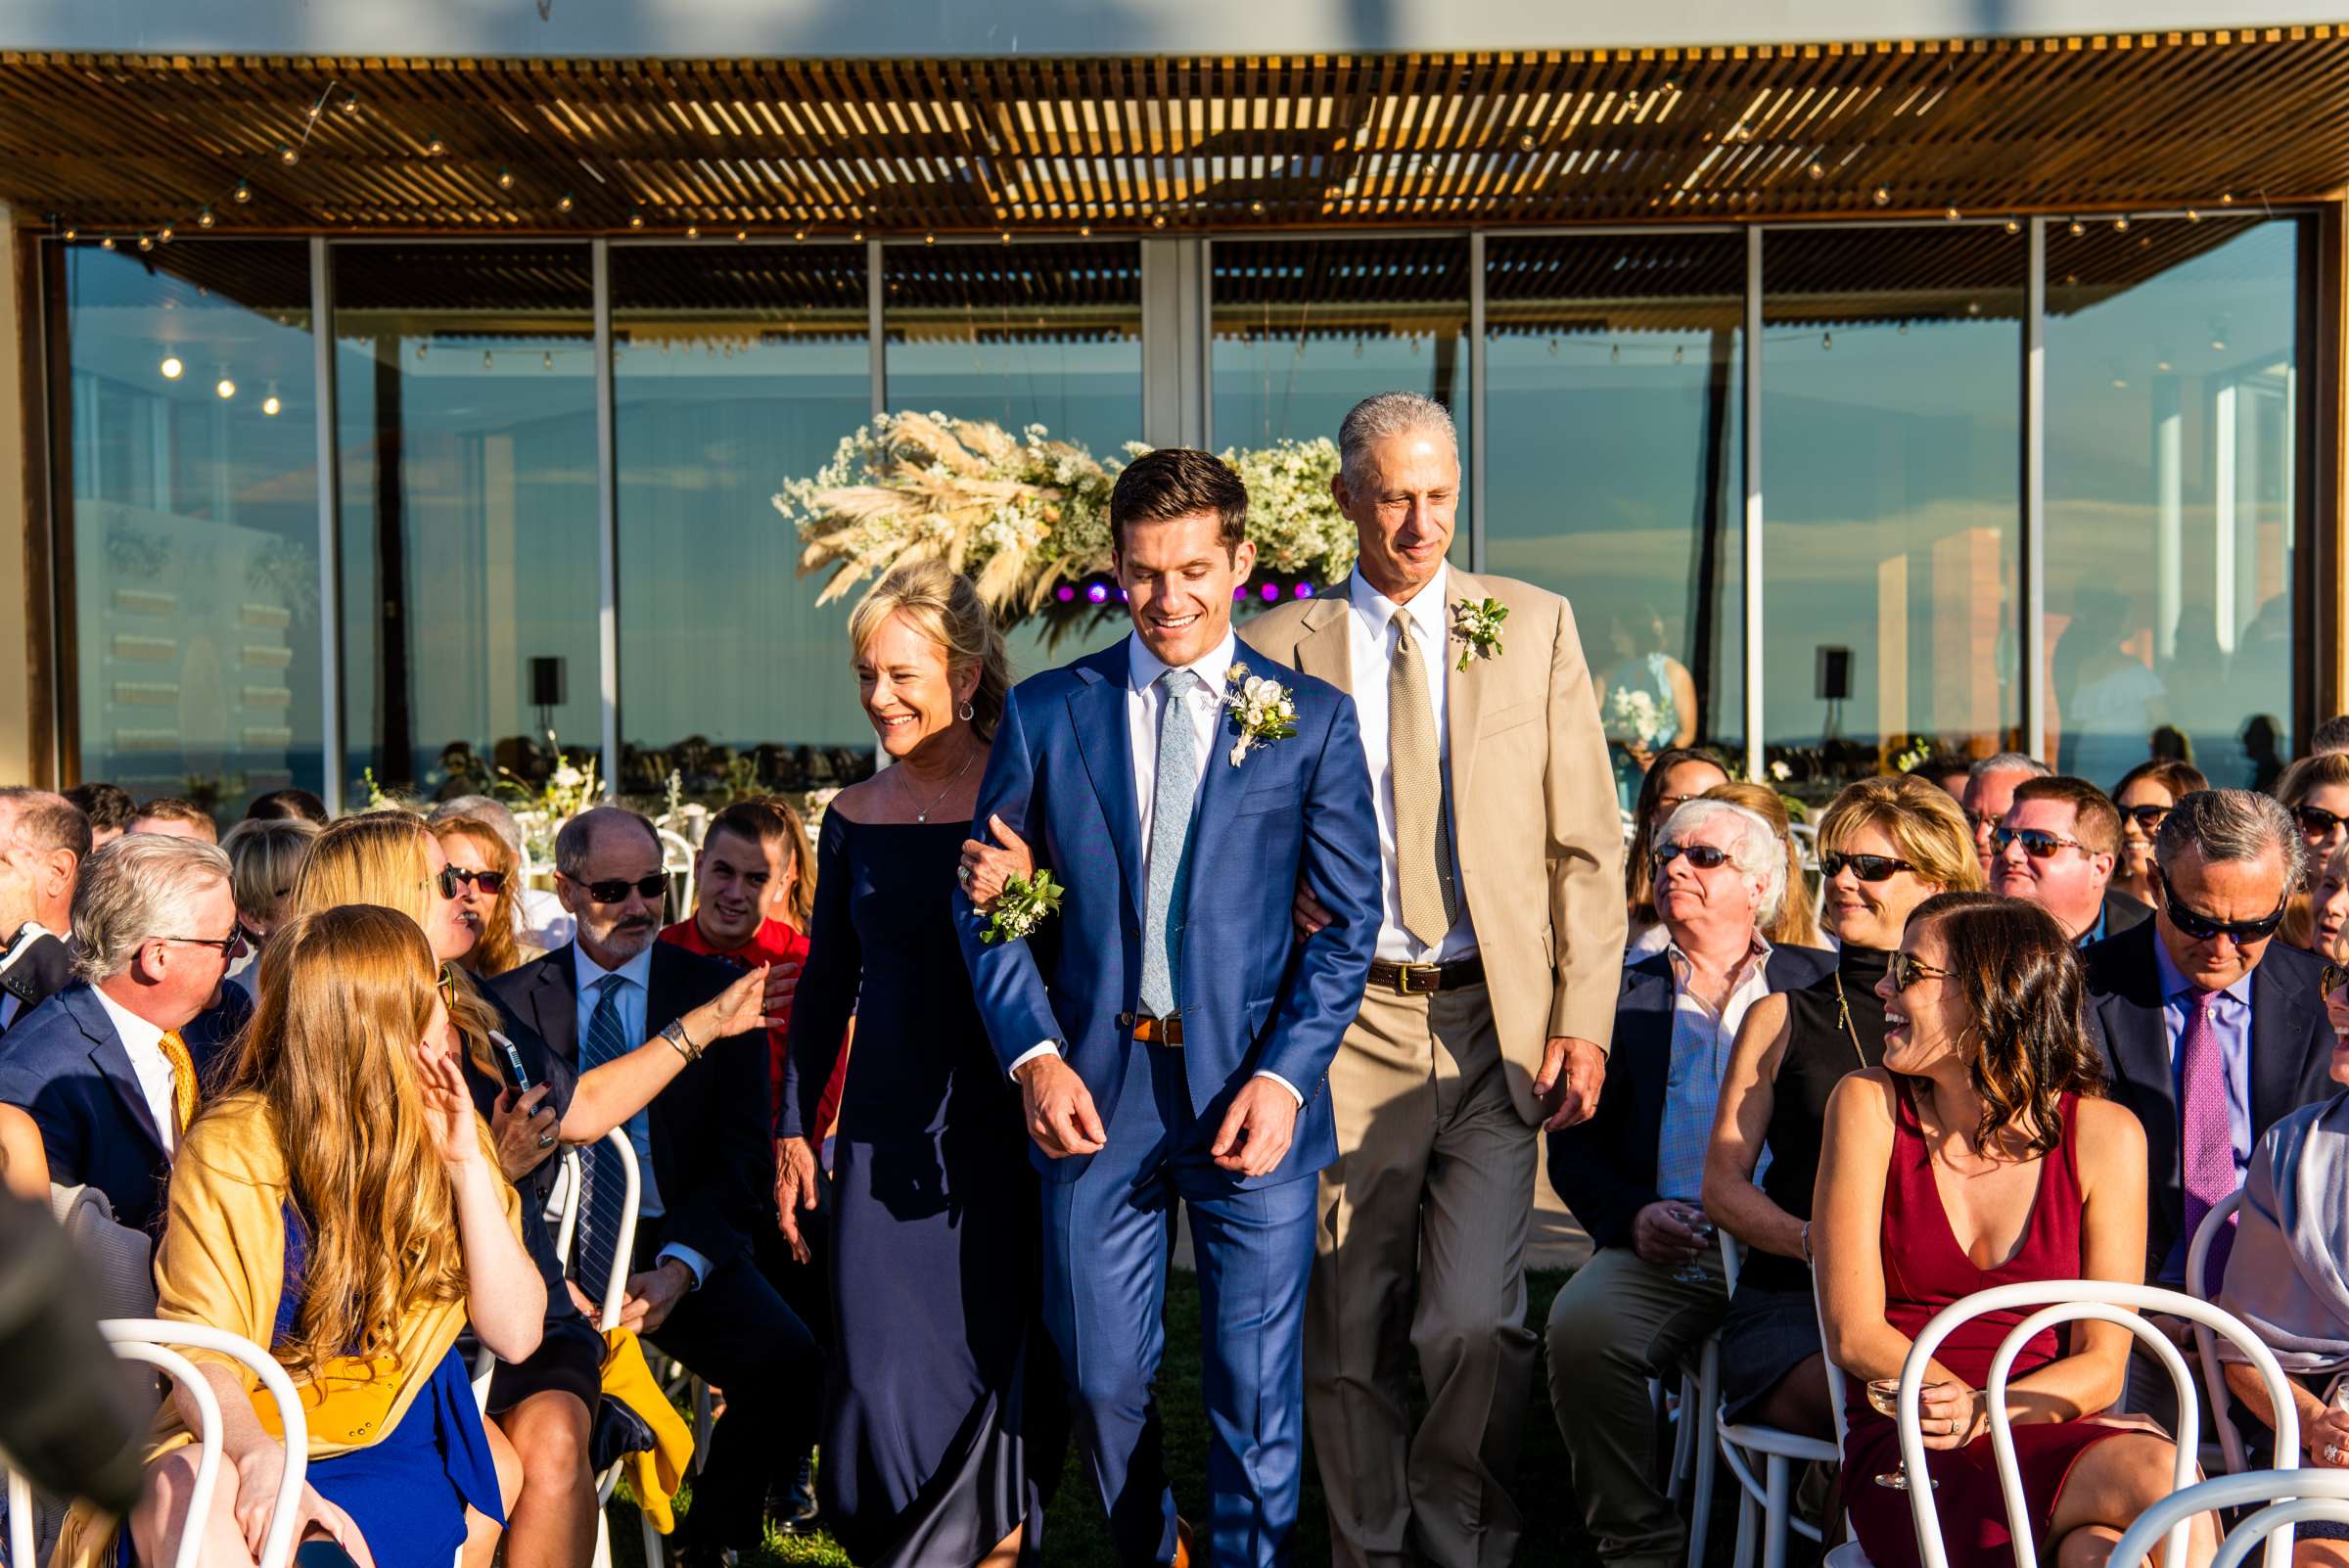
1820;853;1917;883
2119;803;2174;832
2298;806;2349;840
2158;868;2288;945
1991;825;2090;860
1653;842;1732;870
573;872;668;906
424;865;466;900
1887;950;1954;992
450;866;508;895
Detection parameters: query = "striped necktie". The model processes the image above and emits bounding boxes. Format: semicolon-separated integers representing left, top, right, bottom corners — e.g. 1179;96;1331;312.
575;975;634;1291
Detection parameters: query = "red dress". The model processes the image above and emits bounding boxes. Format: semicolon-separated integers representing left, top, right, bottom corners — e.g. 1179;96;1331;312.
1842;1085;2133;1568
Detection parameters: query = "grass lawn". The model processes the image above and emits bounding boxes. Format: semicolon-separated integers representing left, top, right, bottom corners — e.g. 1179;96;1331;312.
616;1268;1598;1568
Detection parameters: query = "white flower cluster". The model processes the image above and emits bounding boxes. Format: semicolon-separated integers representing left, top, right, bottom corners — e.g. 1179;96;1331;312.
1218;437;1357;582
1224;667;1300;766
1606;687;1673;749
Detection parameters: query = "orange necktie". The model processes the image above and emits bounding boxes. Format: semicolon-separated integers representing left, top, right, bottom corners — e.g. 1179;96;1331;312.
157;1029;197;1137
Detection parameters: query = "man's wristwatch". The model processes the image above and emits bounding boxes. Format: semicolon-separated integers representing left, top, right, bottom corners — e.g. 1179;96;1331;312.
661;1017;704;1063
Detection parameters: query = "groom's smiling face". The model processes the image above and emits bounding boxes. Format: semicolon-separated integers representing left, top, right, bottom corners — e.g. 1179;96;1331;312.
1115;510;1257;670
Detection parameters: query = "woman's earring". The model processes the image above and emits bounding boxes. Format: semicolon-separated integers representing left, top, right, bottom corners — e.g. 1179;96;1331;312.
957;700;975;722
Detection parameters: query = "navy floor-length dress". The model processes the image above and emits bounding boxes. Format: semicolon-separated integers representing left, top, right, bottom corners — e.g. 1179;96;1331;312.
782;812;1061;1568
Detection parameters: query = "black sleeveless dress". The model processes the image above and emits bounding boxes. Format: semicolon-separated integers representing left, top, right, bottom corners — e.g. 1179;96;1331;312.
1718;944;1891;1420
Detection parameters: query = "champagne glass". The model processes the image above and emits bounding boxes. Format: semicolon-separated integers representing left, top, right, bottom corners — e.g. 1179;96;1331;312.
1865;1378;1944;1490
1671;1207;1718;1285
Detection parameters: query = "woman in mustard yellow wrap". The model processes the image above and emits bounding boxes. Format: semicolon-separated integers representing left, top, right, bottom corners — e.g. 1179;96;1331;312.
94;904;545;1568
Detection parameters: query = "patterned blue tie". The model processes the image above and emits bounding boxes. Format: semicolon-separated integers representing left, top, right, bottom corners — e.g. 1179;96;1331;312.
575;973;633;1291
1139;668;1202;1020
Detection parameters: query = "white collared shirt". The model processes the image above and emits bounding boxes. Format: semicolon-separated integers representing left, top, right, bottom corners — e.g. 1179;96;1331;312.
1343;563;1477;964
1653;932;1775;1202
571;941;712;1287
90;982;181;1155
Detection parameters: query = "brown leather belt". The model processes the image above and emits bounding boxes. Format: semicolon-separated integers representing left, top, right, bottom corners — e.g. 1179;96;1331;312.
1367;954;1487;996
1121;1012;1184;1046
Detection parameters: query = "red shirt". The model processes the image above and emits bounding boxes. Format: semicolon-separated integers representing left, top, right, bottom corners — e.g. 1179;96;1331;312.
660;916;847;1140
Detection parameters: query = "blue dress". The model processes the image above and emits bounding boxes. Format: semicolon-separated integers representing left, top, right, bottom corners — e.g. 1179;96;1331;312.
781;814;1062;1567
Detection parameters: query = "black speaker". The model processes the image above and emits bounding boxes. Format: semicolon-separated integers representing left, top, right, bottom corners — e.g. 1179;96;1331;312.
1816;646;1852;704
530;657;567;710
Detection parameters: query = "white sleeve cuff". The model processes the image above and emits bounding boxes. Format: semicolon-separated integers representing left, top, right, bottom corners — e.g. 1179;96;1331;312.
655;1243;712;1290
1008;1040;1060;1082
1254;1070;1306;1108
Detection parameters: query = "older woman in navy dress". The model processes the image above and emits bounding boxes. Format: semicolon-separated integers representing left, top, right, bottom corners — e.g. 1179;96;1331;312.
777;560;1060;1568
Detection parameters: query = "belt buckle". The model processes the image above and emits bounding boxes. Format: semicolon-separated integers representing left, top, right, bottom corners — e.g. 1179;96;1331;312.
1400;962;1443;996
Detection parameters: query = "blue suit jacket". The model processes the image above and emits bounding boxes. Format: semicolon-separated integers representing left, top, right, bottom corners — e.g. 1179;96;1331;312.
0;981;241;1232
955;635;1383;1186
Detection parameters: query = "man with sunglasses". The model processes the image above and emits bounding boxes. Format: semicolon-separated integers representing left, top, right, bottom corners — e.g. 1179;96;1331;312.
1958;751;2050;878
0;833;238;1232
1988;776;2152;947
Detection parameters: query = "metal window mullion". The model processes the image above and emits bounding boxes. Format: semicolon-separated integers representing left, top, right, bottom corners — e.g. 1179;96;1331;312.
1469;230;1487;574
1743;226;1765;783
2023;219;2049;761
309;237;345;814
867;239;887;417
592;239;619;800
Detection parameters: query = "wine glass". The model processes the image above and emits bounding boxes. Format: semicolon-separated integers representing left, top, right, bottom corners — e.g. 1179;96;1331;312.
1865;1377;1944;1490
1671;1207;1717;1285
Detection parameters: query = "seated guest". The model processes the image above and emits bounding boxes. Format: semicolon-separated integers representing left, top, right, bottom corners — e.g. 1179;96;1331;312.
432;795;574;951
1547;799;1833;1568
128;796;218;844
2111;760;2208;908
1703;773;1979;1437
0;787;88;1033
218;816;319;1000
1623;747;1733;950
432;814;536;978
244;786;331;826
0;834;241;1231
1816;893;2202;1568
63;782;134;849
2288;842;2349;964
2279;752;2349;867
85;904;545;1568
1960;751;2050;878
1989;775;2151;945
662;800;813;1124
2210;974;2349;1566
492;806;819;1567
2083;789;2334;1296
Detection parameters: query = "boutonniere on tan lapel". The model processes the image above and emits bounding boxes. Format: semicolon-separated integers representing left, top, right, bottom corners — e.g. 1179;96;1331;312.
1222;663;1299;767
1450;597;1508;672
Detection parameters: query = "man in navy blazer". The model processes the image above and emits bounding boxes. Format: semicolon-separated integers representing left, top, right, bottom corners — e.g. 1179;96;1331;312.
958;448;1382;1568
0;834;240;1231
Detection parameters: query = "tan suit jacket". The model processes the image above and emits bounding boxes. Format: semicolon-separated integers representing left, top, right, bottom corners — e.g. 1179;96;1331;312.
1249;568;1626;1125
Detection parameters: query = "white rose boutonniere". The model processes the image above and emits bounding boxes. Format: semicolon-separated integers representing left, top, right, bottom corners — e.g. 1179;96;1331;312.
1222;663;1299;767
1450;597;1508;672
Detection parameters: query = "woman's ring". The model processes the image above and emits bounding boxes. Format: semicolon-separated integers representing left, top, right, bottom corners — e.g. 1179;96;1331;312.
2328;1444;2342;1464
956;863;973;885
536;1130;556;1149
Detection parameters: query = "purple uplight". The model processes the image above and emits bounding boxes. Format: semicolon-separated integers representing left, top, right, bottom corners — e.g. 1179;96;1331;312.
1293;582;1313;599
1232;586;1247;601
1054;584;1077;603
1260;583;1280;602
1084;582;1109;604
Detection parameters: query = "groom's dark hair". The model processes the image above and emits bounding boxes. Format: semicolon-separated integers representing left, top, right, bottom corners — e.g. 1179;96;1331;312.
1110;447;1249;559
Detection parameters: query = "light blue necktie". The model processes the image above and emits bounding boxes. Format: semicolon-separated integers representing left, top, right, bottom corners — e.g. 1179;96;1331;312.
1139;668;1202;1019
575;973;633;1289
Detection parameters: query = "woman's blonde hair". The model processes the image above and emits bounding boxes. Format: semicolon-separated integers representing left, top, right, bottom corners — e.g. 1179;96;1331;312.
1702;781;1822;947
430;816;525;977
208;904;465;1380
1817;773;1984;894
847;560;1011;741
220;817;321;934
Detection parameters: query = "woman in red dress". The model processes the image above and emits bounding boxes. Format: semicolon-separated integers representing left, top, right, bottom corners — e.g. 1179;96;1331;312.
1816;892;2216;1568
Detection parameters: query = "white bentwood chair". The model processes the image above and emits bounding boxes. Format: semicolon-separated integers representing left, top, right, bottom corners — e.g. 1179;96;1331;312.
1706;1233;1840;1568
2188;1189;2256;1475
2106;1469;2349;1568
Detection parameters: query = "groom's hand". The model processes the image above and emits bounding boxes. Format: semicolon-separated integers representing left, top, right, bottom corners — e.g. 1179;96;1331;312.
1536;1037;1606;1130
1211;1078;1299;1177
1016;1055;1106;1158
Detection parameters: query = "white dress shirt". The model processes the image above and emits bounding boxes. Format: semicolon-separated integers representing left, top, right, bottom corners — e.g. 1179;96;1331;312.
571;943;711;1287
1653;935;1775;1202
1010;628;1302;1105
1343;563;1478;964
90;983;181;1155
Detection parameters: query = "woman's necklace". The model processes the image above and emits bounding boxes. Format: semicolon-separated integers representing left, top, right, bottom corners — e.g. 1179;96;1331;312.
898;745;979;823
1832;970;1868;1069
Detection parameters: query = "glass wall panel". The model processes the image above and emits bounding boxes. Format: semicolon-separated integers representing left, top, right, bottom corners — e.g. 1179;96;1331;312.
614;244;875;804
1762;228;2025;796
1212;236;1471;559
1485;233;1745;807
333;244;599;804
62;240;323;822
2044;217;2302;790
882;240;1144;673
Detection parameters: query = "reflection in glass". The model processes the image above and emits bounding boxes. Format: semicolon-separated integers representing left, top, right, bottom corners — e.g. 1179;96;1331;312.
334;244;599;804
883;241;1145;674
1485;233;1744;807
1213;237;1471;547
62;240;323;820
615;245;876;801
2045;218;2302;791
1762;228;2024;796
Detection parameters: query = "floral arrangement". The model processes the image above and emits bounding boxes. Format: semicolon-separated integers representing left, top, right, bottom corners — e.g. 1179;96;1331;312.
1605;687;1675;751
778;414;1356;626
1223;663;1299;767
1451;597;1507;672
982;868;1066;945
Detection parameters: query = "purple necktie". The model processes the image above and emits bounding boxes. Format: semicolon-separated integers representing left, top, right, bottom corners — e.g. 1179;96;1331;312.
2178;988;2238;1289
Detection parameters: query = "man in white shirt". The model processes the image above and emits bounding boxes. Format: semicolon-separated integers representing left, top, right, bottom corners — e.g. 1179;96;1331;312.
0;833;239;1230
0;788;89;1034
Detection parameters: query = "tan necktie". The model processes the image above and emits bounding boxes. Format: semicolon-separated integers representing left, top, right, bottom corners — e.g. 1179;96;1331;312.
157;1029;197;1137
1388;609;1459;948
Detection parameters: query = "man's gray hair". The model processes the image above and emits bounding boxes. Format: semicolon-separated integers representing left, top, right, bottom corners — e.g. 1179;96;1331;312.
0;786;91;861
1336;391;1457;492
1970;752;2051;782
553;806;661;881
431;794;525;863
70;833;232;985
2154;788;2307;888
1656;799;1786;925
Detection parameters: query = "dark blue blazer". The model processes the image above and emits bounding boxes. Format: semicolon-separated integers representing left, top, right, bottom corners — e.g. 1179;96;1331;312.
955;635;1383;1187
0;981;240;1232
1547;942;1836;1252
2081;918;2335;1277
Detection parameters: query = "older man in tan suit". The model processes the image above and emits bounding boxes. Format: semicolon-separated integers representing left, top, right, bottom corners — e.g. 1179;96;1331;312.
1250;392;1625;1568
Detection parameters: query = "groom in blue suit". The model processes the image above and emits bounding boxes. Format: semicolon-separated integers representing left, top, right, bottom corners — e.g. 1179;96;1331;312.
957;447;1382;1567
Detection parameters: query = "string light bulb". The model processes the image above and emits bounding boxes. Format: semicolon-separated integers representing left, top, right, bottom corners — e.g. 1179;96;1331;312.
160;356;183;380
1249;200;1266;215
1519;132;1536;152
157;224;173;244
556;193;574;213
262;392;281;416
2186;208;2201;223
734;229;748;242
61;225;75;241
197;207;214;229
1151;212;1167;229
541;352;553;370
483;350;494;369
923;232;936;245
2004;216;2020;234
2221;192;2235;206
136;234;153;252
1944;206;1960;221
851;230;863;242
1808;160;1825;180
2114;214;2131;233
233;180;252;204
1078;224;1091;237
278;144;299;166
1822;331;1834;350
794;228;806;241
426;135;445;157
100;236;115;250
2068;218;2085;236
627;209;645;230
684;225;700;240
1872;186;1890;207
214;377;235;400
341;93;360;116
496;168;515;190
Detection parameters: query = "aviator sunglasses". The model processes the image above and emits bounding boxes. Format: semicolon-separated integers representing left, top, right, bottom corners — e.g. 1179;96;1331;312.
1990;825;2092;860
2157;867;2287;945
1819;852;1916;883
